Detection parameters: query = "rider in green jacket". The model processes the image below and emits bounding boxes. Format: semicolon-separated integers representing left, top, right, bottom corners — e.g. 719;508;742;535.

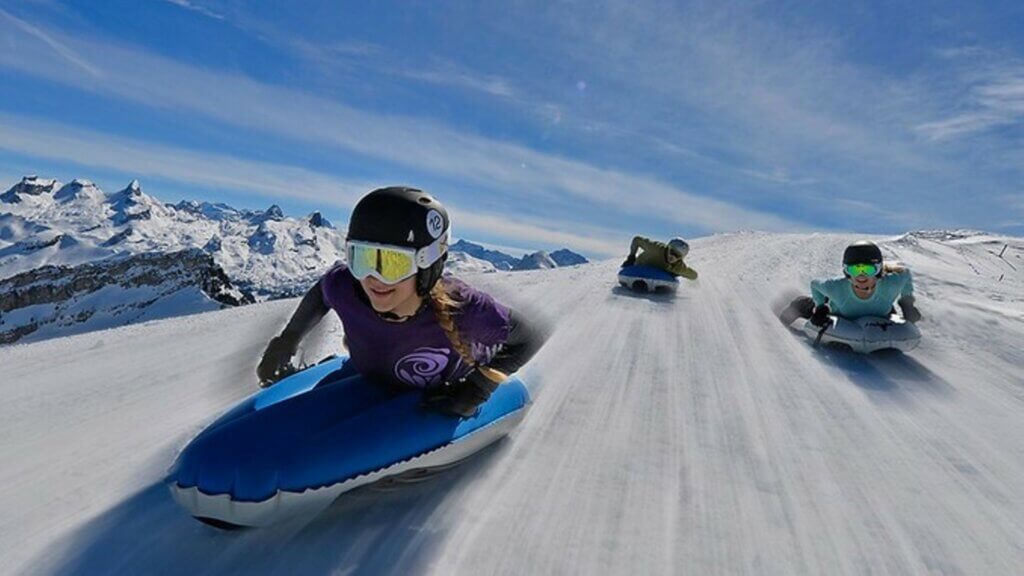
621;236;698;280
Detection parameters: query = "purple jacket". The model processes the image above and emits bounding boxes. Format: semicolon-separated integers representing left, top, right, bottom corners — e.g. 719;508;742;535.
320;266;512;389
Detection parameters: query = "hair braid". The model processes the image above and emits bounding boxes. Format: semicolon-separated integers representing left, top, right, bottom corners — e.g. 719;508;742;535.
429;280;476;368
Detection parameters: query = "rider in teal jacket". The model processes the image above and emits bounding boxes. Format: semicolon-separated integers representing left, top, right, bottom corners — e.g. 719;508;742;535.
779;240;922;326
811;269;914;318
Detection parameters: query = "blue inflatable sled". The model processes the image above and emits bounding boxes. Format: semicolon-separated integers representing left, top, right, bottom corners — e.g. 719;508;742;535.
168;356;530;527
618;265;679;293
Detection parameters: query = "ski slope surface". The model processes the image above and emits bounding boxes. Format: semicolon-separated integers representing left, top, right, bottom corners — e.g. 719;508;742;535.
1;231;1022;575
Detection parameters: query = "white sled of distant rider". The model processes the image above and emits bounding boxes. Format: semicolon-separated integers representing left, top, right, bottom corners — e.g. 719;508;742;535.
801;313;921;353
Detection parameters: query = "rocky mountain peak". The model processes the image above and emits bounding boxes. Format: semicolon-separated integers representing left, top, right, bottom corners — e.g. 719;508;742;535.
1;176;61;203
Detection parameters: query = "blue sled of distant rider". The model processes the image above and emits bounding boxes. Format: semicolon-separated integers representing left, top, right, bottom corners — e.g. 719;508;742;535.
168;356;530;528
618;265;679;293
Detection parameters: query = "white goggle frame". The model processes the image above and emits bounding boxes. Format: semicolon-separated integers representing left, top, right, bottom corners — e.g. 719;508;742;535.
345;231;450;285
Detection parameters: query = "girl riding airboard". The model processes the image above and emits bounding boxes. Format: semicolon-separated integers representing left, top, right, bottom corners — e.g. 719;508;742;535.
168;187;546;527
258;186;546;414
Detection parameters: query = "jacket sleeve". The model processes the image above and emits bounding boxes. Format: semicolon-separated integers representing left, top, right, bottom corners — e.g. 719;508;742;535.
898;269;914;298
677;264;698;280
629;236;647;257
280;279;330;340
481;308;547;376
635;236;665;256
810;279;831;307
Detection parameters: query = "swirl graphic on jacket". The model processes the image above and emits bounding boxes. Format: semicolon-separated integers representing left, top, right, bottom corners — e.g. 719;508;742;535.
394;347;452;387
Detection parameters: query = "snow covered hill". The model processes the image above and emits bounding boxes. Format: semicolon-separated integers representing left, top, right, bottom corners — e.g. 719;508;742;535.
1;231;1022;575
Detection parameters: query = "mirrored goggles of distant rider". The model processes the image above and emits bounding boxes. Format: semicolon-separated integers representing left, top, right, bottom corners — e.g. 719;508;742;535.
346;237;448;284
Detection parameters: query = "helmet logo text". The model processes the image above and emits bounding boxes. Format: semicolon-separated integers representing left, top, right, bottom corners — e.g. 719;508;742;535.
426;210;444;239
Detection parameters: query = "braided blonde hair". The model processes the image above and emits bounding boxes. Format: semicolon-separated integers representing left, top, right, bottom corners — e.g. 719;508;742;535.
429;280;506;382
429;280;475;366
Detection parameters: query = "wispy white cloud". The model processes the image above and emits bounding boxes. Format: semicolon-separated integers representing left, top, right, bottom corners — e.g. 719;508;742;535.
161;0;224;21
284;38;381;69
0;7;101;78
916;50;1024;141
216;13;515;100
735;167;817;186
396;61;516;98
450;208;627;257
469;1;1024;232
0;114;631;255
915;112;1005;141
0;113;368;203
0;17;803;235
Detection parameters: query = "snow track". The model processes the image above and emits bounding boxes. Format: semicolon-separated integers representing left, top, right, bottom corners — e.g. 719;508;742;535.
1;232;1022;575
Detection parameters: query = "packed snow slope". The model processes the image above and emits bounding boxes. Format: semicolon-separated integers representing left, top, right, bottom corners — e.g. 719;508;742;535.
1;231;1022;576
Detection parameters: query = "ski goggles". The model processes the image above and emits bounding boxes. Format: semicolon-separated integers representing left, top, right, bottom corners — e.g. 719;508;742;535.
346;237;448;284
844;263;880;277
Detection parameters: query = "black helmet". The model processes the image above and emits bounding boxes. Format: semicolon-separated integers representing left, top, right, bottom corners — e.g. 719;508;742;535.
842;240;883;277
347;186;451;295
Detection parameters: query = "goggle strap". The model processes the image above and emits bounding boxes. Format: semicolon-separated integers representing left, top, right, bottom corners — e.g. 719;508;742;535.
415;230;450;269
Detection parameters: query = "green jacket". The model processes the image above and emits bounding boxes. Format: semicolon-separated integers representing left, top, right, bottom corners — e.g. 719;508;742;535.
629;236;698;280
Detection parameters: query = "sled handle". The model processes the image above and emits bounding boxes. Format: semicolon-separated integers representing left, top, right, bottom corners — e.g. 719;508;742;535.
812;298;831;348
813;319;831;348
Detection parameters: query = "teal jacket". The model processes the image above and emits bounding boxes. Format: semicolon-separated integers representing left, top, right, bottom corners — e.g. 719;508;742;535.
811;269;914;319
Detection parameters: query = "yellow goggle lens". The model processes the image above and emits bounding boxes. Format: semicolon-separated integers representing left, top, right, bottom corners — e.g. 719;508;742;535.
378;249;415;281
349;244;416;283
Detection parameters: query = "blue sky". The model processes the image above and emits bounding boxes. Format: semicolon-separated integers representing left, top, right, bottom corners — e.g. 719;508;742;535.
1;0;1023;257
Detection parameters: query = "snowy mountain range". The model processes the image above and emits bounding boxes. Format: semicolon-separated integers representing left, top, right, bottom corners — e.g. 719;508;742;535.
0;176;588;345
449;239;588;271
0;176;345;299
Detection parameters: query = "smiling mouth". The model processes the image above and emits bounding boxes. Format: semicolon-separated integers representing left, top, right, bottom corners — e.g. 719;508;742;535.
369;286;396;297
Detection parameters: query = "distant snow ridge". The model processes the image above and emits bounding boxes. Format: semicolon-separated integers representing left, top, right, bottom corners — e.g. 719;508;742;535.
445;251;497;274
0;248;253;345
550;249;589;267
0;175;59;203
53;179;104;203
450;240;520;270
514;251;558;271
0;176;346;300
449;239;588;271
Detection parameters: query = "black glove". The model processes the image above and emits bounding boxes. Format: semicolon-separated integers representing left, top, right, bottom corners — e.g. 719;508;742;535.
810;304;831;328
898;296;921;323
421;369;500;418
257;334;299;388
621;255;636;268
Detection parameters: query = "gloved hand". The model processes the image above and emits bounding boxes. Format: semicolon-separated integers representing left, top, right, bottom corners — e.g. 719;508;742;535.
257;334;299;388
621;254;636;268
810;304;832;328
421;368;501;418
898;296;922;323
